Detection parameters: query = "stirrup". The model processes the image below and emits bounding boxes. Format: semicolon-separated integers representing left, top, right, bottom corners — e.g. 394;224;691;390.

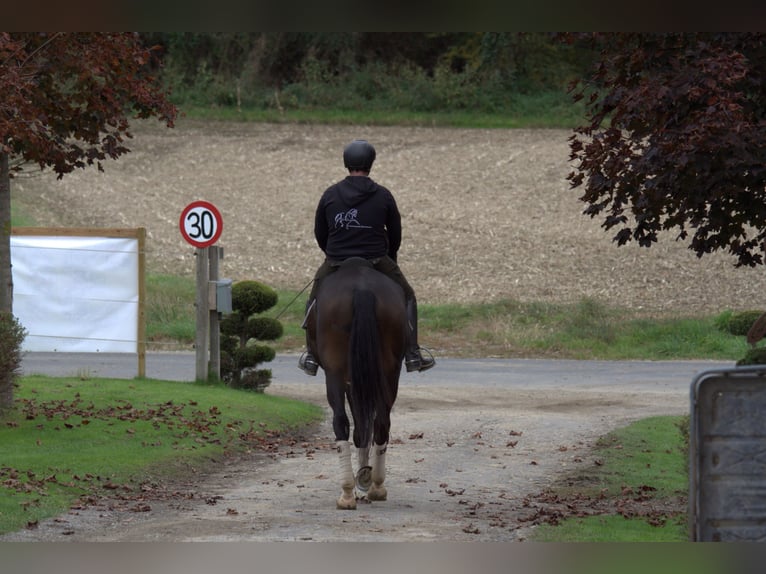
405;347;435;373
298;351;319;376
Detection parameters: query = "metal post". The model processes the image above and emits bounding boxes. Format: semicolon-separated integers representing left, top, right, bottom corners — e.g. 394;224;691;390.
136;227;146;378
209;245;221;380
194;247;209;381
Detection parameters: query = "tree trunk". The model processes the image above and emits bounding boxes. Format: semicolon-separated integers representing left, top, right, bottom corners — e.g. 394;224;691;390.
0;151;11;314
0;151;13;412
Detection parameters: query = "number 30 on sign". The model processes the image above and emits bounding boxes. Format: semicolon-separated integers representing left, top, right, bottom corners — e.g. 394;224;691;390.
179;200;223;248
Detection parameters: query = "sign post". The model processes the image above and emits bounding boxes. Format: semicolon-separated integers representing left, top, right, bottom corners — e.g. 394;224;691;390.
179;201;224;382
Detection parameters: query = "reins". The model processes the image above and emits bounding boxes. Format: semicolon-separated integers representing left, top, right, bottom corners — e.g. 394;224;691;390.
273;278;314;321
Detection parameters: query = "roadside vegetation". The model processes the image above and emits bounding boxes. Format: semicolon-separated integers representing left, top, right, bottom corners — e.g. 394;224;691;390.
528;415;690;542
147;273;753;363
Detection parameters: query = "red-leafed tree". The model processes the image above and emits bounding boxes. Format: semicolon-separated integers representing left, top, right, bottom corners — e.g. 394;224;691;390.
0;32;177;313
0;33;176;411
567;33;766;267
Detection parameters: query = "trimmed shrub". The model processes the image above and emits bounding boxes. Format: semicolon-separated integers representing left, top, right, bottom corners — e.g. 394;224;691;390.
220;280;282;392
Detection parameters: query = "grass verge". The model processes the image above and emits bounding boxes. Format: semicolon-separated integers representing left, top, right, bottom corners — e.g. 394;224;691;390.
0;375;323;535
176;91;585;129
146;274;752;362
528;415;689;542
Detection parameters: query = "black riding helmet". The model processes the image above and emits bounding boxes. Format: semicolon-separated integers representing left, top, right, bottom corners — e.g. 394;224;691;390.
343;139;376;172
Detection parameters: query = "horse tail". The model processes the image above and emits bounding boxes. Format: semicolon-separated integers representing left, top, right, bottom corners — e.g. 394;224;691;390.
349;288;383;449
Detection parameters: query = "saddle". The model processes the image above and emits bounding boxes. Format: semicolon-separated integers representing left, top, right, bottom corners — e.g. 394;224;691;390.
335;256;376;269
301;257;377;330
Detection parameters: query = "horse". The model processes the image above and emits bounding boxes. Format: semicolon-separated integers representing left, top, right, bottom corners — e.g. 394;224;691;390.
305;257;407;509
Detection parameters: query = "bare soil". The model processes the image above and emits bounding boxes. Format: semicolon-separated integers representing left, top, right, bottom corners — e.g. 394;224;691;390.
13;119;766;313
5;120;744;541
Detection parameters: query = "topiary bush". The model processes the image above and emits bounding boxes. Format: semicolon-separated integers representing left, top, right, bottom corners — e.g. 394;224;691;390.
220;280;283;392
0;312;26;412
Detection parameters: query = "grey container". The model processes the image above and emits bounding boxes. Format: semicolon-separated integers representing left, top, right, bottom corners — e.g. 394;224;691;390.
690;366;766;541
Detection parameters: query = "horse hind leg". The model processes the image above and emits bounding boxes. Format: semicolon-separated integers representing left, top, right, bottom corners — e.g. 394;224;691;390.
336;440;357;510
367;443;388;501
367;404;393;501
355;446;372;494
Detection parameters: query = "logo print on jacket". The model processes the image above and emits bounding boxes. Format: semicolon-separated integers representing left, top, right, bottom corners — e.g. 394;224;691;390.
334;209;371;230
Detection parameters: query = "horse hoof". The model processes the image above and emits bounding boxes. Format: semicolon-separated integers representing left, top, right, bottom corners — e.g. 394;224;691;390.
367;484;387;501
336;495;357;510
355;466;372;492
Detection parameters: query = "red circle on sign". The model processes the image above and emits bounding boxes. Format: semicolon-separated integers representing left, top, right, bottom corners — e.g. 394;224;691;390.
179;200;223;248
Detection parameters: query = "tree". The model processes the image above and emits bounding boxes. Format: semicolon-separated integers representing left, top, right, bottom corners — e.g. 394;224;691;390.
0;33;176;412
0;32;177;313
566;33;766;267
220;280;283;393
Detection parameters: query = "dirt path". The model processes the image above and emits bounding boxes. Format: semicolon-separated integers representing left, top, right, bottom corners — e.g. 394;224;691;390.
1;373;692;542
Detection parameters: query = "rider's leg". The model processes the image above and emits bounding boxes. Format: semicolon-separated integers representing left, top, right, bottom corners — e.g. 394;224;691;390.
374;256;435;373
299;259;334;376
403;295;435;372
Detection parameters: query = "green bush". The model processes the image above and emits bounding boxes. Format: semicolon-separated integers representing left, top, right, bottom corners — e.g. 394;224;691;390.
737;347;766;366
0;312;26;411
231;280;278;318
220;280;282;392
719;310;764;336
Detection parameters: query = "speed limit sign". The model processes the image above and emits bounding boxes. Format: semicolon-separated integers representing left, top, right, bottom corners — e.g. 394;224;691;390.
180;200;223;248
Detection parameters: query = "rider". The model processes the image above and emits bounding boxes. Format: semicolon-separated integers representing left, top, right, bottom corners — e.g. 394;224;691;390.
299;139;435;376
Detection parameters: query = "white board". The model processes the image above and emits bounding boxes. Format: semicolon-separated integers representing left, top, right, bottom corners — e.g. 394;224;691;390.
11;235;140;353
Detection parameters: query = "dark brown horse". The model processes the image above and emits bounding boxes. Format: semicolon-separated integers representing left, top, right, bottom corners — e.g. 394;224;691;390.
305;258;406;509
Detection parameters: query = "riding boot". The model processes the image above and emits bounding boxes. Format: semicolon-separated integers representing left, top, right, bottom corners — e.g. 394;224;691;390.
404;298;435;373
298;299;319;376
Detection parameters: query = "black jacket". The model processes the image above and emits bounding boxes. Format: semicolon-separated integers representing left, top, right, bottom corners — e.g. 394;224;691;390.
314;175;402;261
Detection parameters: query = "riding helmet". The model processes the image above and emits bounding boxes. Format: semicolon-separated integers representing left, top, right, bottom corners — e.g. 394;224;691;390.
343;139;376;172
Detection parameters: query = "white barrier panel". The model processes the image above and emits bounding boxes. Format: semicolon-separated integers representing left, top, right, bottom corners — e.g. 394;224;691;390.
11;234;140;353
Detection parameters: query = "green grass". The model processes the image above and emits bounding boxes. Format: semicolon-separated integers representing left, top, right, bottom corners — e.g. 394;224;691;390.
419;296;749;361
530;416;690;542
535;515;686;542
0;376;323;534
10;201;36;227
145;274;751;361
176;91;584;129
145;274;197;345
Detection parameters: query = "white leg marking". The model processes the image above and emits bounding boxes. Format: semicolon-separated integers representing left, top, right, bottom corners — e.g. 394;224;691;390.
367;442;388;501
336;440;356;509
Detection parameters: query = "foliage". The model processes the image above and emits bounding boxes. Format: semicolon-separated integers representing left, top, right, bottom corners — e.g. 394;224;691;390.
220;281;283;392
146;32;594;115
0;312;25;412
737;347;766;365
1;33;176;179
714;309;764;336
0;33;177;410
566;32;766;267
